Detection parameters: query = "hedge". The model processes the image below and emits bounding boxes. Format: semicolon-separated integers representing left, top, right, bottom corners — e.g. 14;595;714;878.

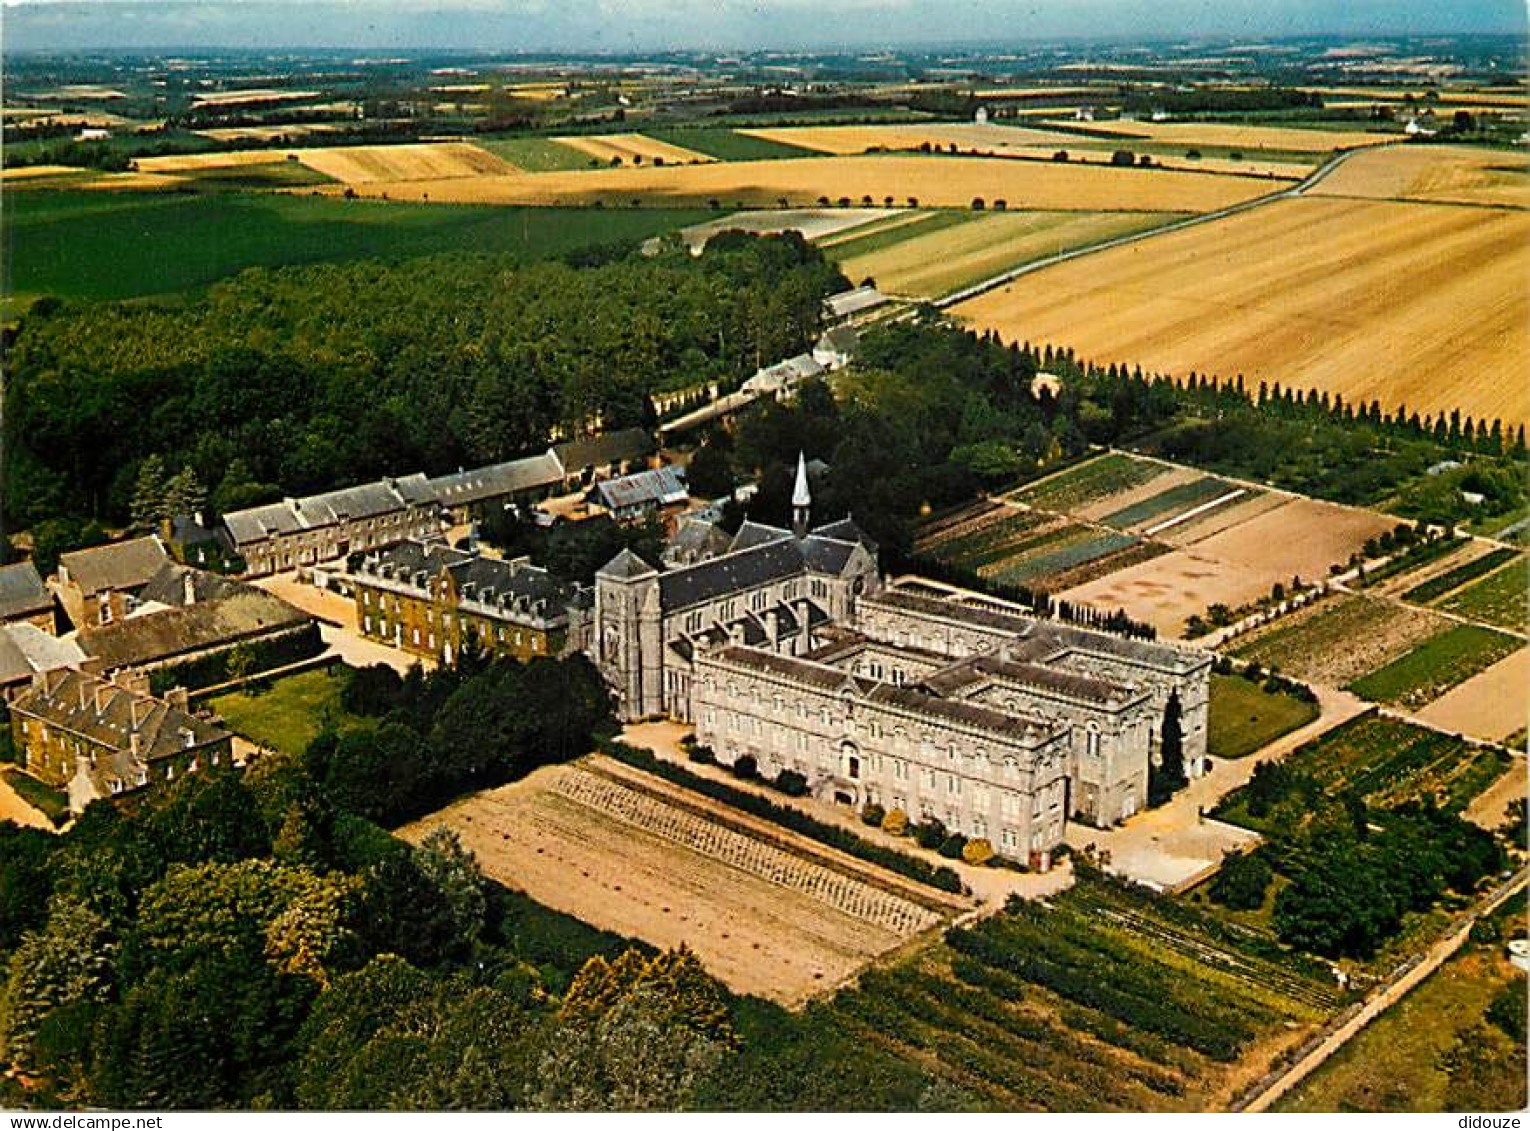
149;622;325;694
600;741;966;894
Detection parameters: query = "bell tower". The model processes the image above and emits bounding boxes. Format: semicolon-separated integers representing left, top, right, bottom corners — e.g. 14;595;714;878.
792;451;812;539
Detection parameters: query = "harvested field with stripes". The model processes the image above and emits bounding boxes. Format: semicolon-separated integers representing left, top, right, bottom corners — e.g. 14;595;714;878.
1038;119;1398;153
401;756;964;1007
315;152;1281;212
738;121;1088;155
953;194;1530;425
292;141;515;184
1311;143;1530;209
828;208;1183;298
552;132;716;167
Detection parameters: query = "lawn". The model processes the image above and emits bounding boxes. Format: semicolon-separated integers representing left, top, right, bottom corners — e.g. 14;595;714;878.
1438;556;1528;632
2;190;709;309
1207;673;1320;760
640;127;817;162
206;664;362;757
1348;623;1522;709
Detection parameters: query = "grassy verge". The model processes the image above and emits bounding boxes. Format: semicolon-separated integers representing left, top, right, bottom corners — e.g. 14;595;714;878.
1207;673;1320;760
1348;625;1521;709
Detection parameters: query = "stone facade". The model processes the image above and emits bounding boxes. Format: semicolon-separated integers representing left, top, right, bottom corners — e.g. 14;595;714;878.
349;540;582;665
590;477;1211;856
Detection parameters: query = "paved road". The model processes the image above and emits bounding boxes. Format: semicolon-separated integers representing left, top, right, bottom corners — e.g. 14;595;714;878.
934;144;1388;309
1236;866;1530;1113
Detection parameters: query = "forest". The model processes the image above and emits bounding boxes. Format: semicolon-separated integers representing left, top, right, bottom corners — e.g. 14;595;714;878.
2;231;845;532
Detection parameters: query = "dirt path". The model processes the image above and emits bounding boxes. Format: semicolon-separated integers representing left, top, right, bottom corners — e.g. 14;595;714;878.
1237;866;1529;1112
0;775;55;832
1082;682;1371;890
1462;754;1527;830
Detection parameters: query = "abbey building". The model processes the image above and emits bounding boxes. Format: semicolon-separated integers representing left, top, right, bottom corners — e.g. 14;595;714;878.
591;456;1210;858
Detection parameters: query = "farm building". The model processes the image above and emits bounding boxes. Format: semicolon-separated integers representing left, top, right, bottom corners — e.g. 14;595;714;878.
552;427;657;487
742;353;824;399
588;465;689;521
813;325;860;370
9;668;233;812
0;623;86;701
593;457;1210;855
824;284;889;320
347;539;586;666
427;451;566;524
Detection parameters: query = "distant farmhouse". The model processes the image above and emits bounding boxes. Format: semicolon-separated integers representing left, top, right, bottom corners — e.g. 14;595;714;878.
592;457;1210;863
10;669;233;813
588;465;688;522
347;539;587;666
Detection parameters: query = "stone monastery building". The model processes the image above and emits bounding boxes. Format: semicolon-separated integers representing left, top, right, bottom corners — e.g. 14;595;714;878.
592;457;1211;858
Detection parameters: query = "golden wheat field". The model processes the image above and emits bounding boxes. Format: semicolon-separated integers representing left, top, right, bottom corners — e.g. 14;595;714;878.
552;132;715;166
1312;144;1530;208
292;141;515;183
832;209;1184;298
133;149;292;173
738;121;1087;154
953;195;1530;424
319;152;1279;212
0;164;85;180
1040;119;1398;152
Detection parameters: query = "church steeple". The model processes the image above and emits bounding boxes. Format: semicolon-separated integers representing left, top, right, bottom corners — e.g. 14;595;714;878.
792;451;812;539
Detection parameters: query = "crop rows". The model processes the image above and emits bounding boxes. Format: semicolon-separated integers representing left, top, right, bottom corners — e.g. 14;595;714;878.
1438;556;1529;632
550;767;939;936
1347;623;1520;709
1009;453;1167;513
1401;547;1520;605
1097;475;1239;531
986;528;1138;586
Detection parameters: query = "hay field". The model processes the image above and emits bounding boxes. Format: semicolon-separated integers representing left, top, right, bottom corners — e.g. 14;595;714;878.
553;132;716;166
134;150;291;174
195;124;347;142
954;196;1530;425
321;152;1279;213
293;141;515;184
403;758;958;1007
832;208;1182;298
0;165;84;181
1042;119;1398;152
1062;495;1394;638
1312;144;1530;208
738;121;1088;154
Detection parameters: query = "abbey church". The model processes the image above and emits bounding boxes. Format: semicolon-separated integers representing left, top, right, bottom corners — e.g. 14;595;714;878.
591;456;1211;861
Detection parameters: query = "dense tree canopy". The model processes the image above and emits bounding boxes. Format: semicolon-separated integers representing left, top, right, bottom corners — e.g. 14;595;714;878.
4;233;845;527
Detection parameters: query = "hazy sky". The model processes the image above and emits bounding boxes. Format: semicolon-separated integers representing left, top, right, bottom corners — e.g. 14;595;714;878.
5;0;1526;54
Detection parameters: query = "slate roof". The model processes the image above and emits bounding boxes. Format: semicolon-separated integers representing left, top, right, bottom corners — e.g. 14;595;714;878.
0;561;52;621
354;540;574;620
592;466;688;512
78;588;313;671
597;548;660;581
663;516;733;565
58;537;170;597
659;538;806;611
921;654;1138;706
552;427;655;474
222;475;435;547
427;452;565;508
815;324;860;356
824;285;888;319
728;520;790;553
137;563;246;608
0;623;85;685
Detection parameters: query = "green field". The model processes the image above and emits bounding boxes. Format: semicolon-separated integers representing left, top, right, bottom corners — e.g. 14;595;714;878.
805;873;1339;1111
1402;547;1521;605
822;208;974;257
1347;624;1522;710
477;136;594;171
641;126;818;162
1009;452;1169;513
1438;556;1529;632
206;665;362;757
1098;475;1238;531
2;191;710;309
1207;673;1320;760
1276;915;1527;1112
1228;594;1437;687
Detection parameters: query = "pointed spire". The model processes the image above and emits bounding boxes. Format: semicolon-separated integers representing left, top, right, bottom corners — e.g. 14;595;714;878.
792;451;812;508
792;452;812;540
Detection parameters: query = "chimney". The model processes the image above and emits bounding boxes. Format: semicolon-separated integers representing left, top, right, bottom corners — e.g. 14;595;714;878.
129;730;141;759
179;727;196;750
183;571;197;606
164;686;190;712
